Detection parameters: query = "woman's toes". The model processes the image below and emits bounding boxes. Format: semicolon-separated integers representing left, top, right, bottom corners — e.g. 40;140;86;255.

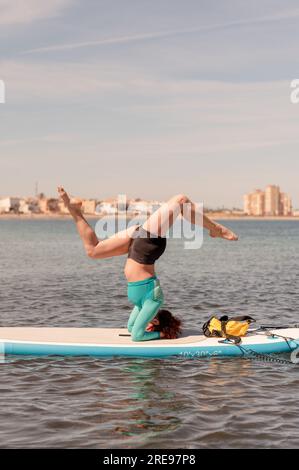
57;186;67;199
210;224;238;241
57;186;71;207
226;230;238;241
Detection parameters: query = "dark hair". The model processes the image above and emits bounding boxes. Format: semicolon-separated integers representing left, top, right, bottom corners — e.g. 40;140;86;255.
156;309;182;339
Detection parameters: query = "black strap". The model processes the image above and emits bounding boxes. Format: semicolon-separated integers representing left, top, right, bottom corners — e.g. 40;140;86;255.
220;320;242;344
220;315;256;323
202;318;214;337
218;335;242;345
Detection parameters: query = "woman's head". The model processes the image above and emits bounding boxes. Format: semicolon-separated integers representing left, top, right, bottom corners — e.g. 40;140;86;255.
146;309;182;339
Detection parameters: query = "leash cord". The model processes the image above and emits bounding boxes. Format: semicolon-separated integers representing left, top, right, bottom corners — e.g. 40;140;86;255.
237;331;298;365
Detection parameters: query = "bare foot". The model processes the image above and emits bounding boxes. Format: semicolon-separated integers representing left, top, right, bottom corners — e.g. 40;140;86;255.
209;223;238;241
57;186;83;216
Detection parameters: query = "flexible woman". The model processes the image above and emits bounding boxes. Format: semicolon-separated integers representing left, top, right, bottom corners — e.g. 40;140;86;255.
57;188;238;341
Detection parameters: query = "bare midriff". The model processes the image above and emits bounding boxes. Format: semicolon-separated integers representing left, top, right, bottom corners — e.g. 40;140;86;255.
124;258;155;283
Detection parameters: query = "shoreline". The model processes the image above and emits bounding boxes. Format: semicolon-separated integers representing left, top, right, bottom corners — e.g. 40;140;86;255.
0;213;298;221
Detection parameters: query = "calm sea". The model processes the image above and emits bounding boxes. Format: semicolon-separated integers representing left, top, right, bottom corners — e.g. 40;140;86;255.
0;219;299;448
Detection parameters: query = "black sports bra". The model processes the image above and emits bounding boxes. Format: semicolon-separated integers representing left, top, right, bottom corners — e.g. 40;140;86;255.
128;226;167;265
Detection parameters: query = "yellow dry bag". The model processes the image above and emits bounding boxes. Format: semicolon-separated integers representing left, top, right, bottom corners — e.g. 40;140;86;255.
203;315;256;344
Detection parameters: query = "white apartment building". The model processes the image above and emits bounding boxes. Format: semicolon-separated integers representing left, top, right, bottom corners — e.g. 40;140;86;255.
244;186;293;216
244;190;265;216
0;197;20;213
265;185;280;216
96;202;117;214
280;193;292;216
19;198;41;214
129;201;154;214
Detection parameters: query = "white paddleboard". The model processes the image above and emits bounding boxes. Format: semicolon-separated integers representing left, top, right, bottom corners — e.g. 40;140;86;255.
0;327;298;358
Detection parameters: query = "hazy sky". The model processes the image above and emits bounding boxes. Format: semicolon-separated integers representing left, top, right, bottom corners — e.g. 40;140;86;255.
1;0;299;207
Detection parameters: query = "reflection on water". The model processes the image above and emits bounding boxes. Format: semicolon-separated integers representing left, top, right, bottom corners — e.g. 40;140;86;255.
0;219;299;448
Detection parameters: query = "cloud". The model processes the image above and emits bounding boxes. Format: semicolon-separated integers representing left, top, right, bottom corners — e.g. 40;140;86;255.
1;58;298;160
22;7;299;54
0;0;74;25
0;60;127;100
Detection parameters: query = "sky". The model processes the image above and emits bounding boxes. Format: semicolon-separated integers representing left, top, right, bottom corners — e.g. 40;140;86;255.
0;0;299;208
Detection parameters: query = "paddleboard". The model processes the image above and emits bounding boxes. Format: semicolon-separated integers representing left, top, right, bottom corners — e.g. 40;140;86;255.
0;327;299;358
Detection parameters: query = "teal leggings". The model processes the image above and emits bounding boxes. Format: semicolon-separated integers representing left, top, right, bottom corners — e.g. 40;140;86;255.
127;276;164;341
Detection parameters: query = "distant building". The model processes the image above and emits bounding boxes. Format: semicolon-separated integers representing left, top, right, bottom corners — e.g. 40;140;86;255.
0;197;20;213
82;199;97;215
58;201;70;214
265;185;280;216
23;198;41;214
244;189;265;216
19;198;40;214
18;200;28;214
38;197;59;213
280;193;293;216
244;186;292;216
117;195;129;213
96;201;117;214
129;200;153;215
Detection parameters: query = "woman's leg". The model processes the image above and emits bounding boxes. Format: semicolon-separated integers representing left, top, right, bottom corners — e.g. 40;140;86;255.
128;279;164;341
127;306;140;333
131;299;162;341
58;187;137;259
142;194;238;241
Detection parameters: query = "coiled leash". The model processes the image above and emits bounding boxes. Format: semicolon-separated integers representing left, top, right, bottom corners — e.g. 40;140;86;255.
220;328;299;365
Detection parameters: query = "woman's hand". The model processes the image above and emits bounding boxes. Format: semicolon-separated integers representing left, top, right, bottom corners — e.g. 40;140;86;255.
146;322;155;332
